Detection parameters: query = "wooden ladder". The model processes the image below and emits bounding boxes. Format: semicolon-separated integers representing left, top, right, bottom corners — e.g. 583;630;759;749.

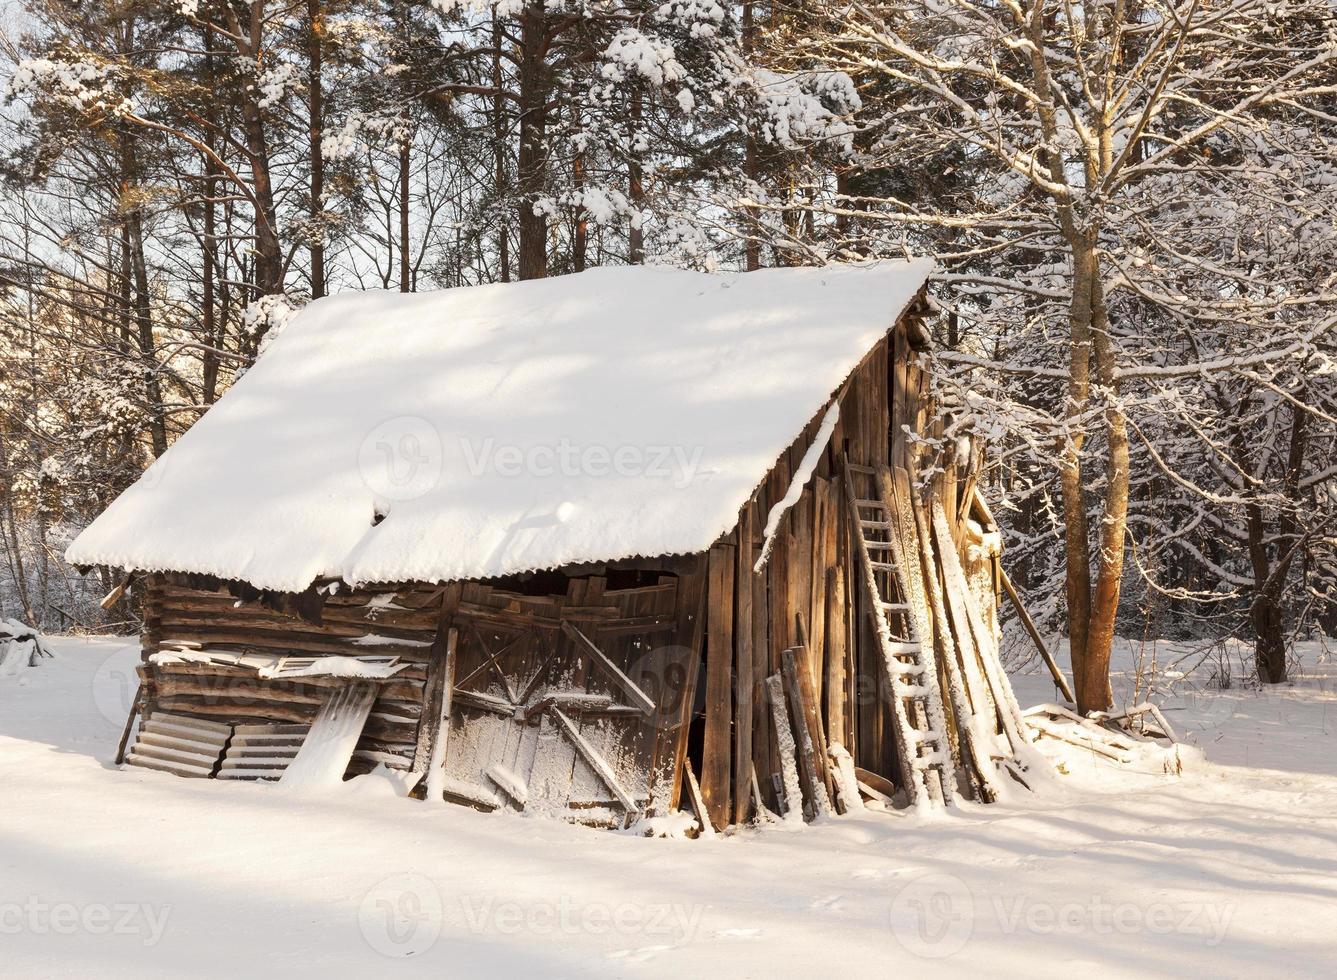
843;459;957;807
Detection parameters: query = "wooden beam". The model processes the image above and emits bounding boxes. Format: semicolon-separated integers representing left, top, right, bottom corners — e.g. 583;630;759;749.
781;647;832;818
733;509;755;826
999;568;1076;703
550;707;638;814
423;627;458;801
766;673;802;821
561;620;655;715
701;542;735;831
683;760;716;838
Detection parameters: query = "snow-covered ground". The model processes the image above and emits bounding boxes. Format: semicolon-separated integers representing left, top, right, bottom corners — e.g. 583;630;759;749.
3;635;1335;978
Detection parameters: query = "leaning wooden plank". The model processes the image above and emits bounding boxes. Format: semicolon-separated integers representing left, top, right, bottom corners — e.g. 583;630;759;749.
999;566;1076;703
550;707;638;814
781;647;833;818
683;761;716;839
115;684;143;766
911;493;998;803
765;673;804;824
828;742;864;812
424;628;459;804
486;763;529;808
793;643;836;808
749;763;777;824
932;500;1033;758
561;620;655;715
279;682;378;790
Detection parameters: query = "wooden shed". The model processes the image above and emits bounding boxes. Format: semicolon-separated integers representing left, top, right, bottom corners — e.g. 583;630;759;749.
69;261;1039;830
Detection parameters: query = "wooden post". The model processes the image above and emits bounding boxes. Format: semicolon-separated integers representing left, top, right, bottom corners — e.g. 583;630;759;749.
702;542;735;830
824;565;847;757
733;511;755;826
781;647;832;818
766;673;802;822
1000;568;1076;703
115;684;143;766
423;627;458;803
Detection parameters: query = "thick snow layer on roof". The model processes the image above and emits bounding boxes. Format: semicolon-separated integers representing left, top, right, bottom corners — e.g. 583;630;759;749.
67;260;933;592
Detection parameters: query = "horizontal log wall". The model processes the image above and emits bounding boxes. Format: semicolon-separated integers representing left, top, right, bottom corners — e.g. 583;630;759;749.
142;577;443;774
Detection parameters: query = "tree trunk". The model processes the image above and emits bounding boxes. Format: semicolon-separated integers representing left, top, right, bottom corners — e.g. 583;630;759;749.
307;0;326;298
240;4;283;298
1248;401;1309;683
573;138;587;272
742;1;760;271
492;15;510;282
201;147;219;403
1080;267;1122;712
516;2;549;280
120;135;168;459
1060;236;1095;708
201;26;221;403
399;133;411;292
628;95;643;265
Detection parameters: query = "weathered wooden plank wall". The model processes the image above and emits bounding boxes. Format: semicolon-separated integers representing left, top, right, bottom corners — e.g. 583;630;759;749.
142;576;440;774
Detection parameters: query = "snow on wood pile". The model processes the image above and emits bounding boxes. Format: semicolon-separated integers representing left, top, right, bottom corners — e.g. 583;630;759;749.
67;260;933;592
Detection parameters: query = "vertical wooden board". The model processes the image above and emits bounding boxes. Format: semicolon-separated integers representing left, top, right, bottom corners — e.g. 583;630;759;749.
810;477;835;714
415;584;462;777
790;493;813;653
824;564;848;754
748;500;776;811
701;542;735;830
647;555;707;815
792;644;834;803
733;508;756;826
890;333;909;471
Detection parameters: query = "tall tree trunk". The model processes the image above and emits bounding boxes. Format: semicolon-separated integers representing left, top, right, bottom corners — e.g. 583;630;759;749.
201;25;221;403
743;1;760;271
399;132;411;292
1249;401;1309;683
628;95;643;265
307;0;326;298
492;15;510;282
516;1;549;280
1060;235;1095;709
573;135;587;272
240;3;282;298
201;147;220;404
1081;266;1122;712
120;135;168;459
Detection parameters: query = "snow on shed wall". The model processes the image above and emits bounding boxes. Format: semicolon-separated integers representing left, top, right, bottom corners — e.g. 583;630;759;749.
67;260;934;592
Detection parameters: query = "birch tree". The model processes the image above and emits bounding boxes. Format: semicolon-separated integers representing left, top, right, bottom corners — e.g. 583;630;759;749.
767;0;1337;705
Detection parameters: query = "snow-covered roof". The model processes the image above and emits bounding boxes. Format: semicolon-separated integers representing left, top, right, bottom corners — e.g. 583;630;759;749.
67;260;933;592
